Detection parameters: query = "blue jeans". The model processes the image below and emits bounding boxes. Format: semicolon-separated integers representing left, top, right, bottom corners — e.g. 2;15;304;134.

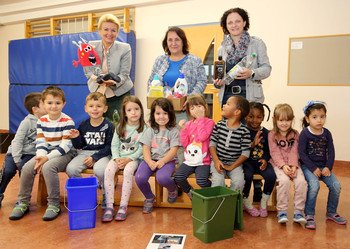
0;153;34;194
302;165;341;215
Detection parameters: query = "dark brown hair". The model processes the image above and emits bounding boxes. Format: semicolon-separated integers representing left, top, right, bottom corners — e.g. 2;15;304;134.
42;86;65;103
24;92;42;114
162;26;189;55
149;98;176;132
302;102;327;129
220;7;250;35
233;96;250;121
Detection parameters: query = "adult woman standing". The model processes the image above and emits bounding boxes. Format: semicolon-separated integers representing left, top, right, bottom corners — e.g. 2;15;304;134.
84;14;133;124
214;8;271;106
147;26;207;112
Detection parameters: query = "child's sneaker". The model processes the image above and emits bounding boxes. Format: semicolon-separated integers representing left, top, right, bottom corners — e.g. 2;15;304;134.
293;212;307;224
326;212;348;225
167;188;178;203
243;200;260;217
277;211;288;223
142;196;156;214
9;203;29;220
42;205;61;221
305;215;316;229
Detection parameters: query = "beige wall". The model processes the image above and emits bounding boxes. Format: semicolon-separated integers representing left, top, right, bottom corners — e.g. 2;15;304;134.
1;0;350;160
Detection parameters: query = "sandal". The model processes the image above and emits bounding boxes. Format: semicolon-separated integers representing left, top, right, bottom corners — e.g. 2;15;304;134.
142;196;155;214
326;212;348;225
305;215;316;229
115;206;127;221
101;208;115;222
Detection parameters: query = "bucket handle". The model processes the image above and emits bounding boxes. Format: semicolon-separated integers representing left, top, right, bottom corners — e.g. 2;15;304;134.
63;188;99;213
191;197;225;224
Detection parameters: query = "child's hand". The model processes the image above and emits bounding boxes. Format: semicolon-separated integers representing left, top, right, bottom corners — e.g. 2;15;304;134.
192;105;205;119
252;130;263;148
155;160;165;169
313;168;322;177
321;167;331;177
259;159;267;171
69;129;79;138
214;160;225;174
115;158;132;169
34;156;49;174
148;160;157;171
83;156;95;168
178;119;186;130
223;164;234;171
282;165;292;177
289;166;297;178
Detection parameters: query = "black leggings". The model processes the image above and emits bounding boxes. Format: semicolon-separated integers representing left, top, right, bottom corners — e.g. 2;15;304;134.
242;160;276;198
174;163;211;193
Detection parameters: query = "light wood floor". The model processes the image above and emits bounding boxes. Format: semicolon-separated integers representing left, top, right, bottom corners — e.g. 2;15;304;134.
0;154;349;249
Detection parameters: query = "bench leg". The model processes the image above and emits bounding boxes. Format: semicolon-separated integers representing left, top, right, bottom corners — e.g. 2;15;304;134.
37;174;48;207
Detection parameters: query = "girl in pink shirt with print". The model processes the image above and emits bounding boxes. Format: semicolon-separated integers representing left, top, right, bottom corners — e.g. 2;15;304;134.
268;103;307;224
174;94;215;199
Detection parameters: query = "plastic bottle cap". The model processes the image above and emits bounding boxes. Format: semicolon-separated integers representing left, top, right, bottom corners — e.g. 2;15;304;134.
154;75;159;80
252;53;256;58
179;73;184;79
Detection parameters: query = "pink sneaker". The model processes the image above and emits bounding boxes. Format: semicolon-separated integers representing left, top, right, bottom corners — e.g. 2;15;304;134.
259;204;268;217
243;202;260;217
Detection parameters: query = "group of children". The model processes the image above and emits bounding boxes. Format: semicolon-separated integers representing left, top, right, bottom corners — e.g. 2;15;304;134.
0;86;347;230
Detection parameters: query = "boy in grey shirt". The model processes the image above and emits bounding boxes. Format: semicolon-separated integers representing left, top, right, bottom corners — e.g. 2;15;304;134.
0;93;46;207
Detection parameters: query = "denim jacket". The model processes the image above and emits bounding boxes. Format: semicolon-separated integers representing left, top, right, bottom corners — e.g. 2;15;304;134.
147;53;207;95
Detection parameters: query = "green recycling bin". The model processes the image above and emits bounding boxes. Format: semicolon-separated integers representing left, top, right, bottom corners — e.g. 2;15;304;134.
191;186;240;243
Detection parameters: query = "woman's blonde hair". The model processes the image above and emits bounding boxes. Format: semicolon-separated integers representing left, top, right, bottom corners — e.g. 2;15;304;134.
98;14;120;32
185;94;210;119
272;103;297;140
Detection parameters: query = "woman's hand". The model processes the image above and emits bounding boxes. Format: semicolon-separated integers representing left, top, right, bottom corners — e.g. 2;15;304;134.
102;79;117;87
235;68;253;80
214;79;225;87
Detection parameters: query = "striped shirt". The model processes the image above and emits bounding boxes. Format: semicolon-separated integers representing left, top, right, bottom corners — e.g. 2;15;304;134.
36;113;75;160
209;120;251;165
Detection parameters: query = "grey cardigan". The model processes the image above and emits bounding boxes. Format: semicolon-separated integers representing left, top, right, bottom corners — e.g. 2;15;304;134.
84;40;133;97
217;36;272;105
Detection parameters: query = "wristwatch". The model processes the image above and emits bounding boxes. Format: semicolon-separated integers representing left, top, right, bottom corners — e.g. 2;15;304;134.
251;70;255;78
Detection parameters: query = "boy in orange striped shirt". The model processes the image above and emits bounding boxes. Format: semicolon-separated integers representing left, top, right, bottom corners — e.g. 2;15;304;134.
9;86;76;221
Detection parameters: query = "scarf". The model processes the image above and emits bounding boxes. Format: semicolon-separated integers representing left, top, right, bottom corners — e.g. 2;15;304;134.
224;31;250;65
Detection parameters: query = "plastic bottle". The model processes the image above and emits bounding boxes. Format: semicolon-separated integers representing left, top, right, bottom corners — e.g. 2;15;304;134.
223;53;256;85
150;75;162;86
148;75;163;97
174;73;188;97
163;82;172;98
214;56;225;80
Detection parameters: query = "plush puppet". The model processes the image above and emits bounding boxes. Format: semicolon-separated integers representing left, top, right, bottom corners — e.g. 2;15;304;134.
72;38;120;83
